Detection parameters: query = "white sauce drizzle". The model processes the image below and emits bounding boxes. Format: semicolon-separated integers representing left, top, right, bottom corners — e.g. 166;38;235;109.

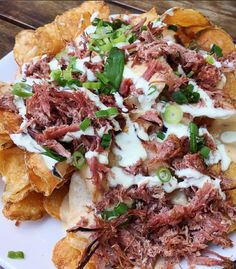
113;118;147;167
180;81;235;118
175;168;225;199
85;150;109;165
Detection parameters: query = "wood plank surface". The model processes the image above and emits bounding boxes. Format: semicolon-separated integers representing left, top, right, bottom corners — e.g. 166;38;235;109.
109;0;236;39
0;1;138;57
0;19;23;58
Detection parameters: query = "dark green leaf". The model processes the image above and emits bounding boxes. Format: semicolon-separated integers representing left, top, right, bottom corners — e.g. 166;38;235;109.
41;148;67;162
210;44;223;57
168;24;178;32
104;47;125;90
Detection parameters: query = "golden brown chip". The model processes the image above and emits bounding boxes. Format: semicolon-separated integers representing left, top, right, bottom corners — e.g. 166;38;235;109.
13;1;110;66
26;153;67;196
224;72;236;103
163;8;211;27
13;30;40;66
226;189;236;233
130;8;158;25
79;1;110;20
52;233;96;269
35;22;65;57
0;133;13;151
3;191;45;221
196;27;235;56
0;147;32;203
43;182;70;220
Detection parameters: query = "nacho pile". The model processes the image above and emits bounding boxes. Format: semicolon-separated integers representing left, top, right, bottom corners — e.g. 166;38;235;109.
0;1;236;268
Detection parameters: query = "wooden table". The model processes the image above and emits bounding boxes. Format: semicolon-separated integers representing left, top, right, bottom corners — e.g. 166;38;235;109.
0;0;236;59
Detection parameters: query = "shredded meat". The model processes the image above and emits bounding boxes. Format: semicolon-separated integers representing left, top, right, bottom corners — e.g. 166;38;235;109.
173;153;206;174
0;93;18;113
195;64;221;91
145;134;182;163
88;183;236;269
140;110;163;126
119;78;133;97
25;57;51;78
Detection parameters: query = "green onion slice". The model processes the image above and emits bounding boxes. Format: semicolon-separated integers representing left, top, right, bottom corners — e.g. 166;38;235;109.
41;148;67;162
189;122;199;153
11;82;32;98
101;202;129;221
101;133;112;148
156;131;165;140
163;104;183;124
80;117;91;131
168;24;178;32
156;167;172;183
210;44;223;57
172;91;188;104
187;71;194;78
72;151;85;170
82;81;102;90
206;55;214;65
200;146;210;158
8;251;25;259
147;85;158;95
95;107;118;118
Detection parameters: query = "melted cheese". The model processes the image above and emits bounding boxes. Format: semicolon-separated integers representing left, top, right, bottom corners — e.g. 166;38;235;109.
113;119;147;167
113;92;128;112
85;150;109;164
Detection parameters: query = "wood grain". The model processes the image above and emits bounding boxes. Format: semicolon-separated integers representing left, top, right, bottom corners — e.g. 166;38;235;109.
0;19;22;58
109;0;236;39
0;1;138;28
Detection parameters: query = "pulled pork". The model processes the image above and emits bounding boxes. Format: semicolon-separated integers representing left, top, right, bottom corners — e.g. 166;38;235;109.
81;183;236;269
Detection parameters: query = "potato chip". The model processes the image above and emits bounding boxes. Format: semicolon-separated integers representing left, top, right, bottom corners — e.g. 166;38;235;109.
163;8;211;27
35;22;65;57
13;30;40;66
0;133;13;151
43;182;70;220
79;1;110;20
0;147;32;203
52;233;96;269
224;72;236;103
196;27;235;56
3;191;45;221
130;8;158;25
26;153;68;196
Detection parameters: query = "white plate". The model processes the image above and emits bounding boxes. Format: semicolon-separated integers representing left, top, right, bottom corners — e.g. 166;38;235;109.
0;52;236;269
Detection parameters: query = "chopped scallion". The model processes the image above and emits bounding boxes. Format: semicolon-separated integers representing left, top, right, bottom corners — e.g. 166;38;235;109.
147;85;158;95
101;202;129;220
41;148;67;162
82;81;102;90
80;117;91;131
72;151;85;170
156;131;165;140
101;133;112;148
172;91;188;104
95;107;118;118
11;82;32;98
163;105;183;124
187;70;194;78
156;167;171;183
8;251;25;259
210;44;223;57
168;24;178;32
200;146;210;158
206;55;214;65
189;122;198;153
